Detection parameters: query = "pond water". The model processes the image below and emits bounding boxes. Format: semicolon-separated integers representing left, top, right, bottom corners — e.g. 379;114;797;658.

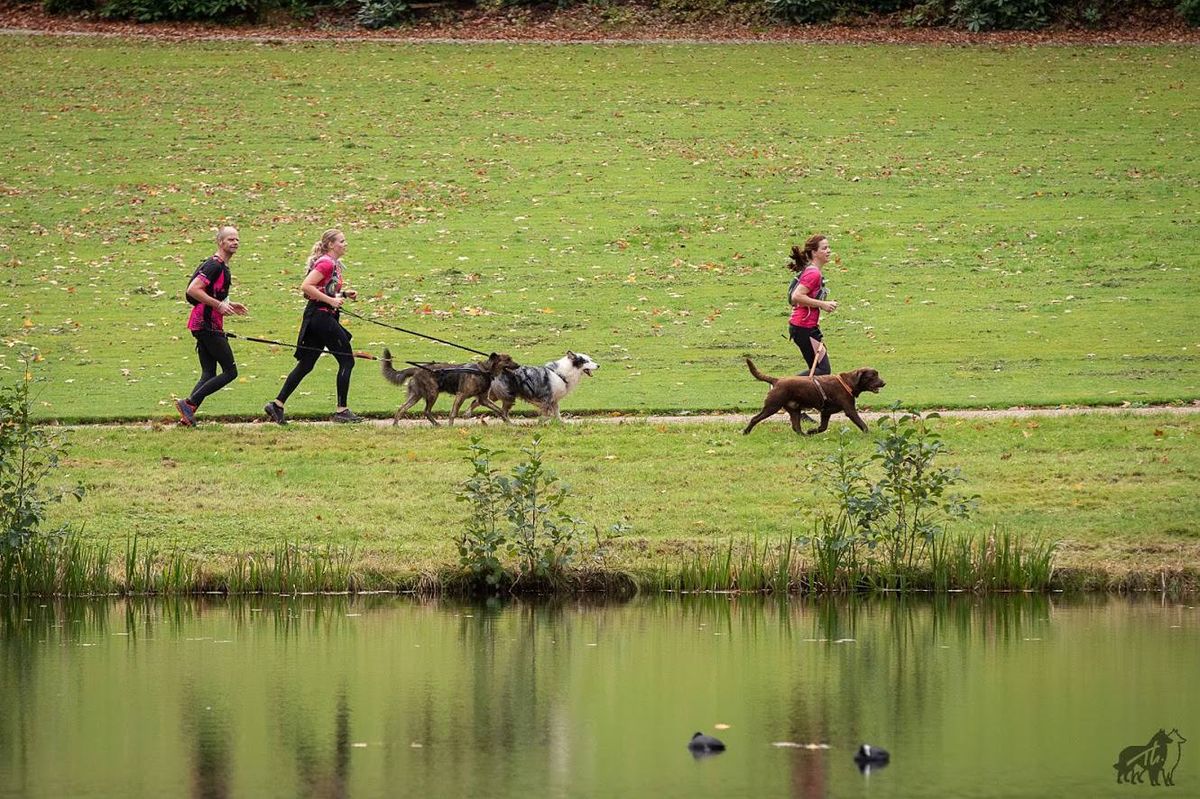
1;594;1195;798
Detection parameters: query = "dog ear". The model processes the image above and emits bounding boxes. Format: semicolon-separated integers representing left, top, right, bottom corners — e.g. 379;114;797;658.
566;350;576;358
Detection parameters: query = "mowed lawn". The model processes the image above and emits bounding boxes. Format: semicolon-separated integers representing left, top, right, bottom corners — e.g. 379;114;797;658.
49;413;1200;573
1;39;1198;421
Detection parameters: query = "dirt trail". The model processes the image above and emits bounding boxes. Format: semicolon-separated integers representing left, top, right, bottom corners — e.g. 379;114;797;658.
68;403;1200;430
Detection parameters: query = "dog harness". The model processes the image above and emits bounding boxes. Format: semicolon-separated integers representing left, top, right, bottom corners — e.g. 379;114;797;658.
809;373;854;406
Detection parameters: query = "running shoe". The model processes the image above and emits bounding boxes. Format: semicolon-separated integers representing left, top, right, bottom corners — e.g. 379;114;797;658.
175;398;197;426
264;402;287;425
331;409;363;424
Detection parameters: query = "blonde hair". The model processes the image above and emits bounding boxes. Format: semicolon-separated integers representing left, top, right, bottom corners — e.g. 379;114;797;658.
307;228;344;269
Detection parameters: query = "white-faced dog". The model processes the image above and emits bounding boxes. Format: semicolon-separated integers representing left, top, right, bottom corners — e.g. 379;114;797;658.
475;351;598;421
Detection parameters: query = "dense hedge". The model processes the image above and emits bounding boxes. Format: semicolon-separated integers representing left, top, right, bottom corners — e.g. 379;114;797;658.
767;0;1191;28
43;0;1200;28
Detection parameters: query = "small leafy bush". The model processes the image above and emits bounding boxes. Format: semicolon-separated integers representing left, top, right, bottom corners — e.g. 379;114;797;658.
1;363;84;556
1180;0;1200;25
951;0;1052;30
814;405;977;587
456;434;589;590
766;0;838;23
356;0;411;29
100;0;265;23
456;437;511;588
43;0;98;15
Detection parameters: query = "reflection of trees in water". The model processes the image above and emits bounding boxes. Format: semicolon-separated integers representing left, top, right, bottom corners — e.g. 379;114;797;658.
384;597;579;796
2;592;1158;798
182;689;231;799
0;598;113;795
274;686;351;799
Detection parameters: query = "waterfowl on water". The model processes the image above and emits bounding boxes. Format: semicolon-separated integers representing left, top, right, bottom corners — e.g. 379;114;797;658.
687;732;726;752
854;743;890;764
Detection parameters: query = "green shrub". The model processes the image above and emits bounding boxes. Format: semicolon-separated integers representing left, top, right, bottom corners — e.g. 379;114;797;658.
818;406;977;587
854;0;916;11
43;0;98;15
356;0;411;29
0;363;83;555
100;0;265;23
456;437;511;588
951;0;1052;30
1;361;86;594
1180;0;1200;24
455;434;587;590
903;0;949;24
766;0;838;23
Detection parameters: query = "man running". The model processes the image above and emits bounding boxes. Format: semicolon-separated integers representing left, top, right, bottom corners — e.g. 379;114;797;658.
174;226;248;426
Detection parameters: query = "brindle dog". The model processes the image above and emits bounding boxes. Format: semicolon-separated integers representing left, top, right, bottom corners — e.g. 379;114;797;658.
742;358;886;435
381;349;517;426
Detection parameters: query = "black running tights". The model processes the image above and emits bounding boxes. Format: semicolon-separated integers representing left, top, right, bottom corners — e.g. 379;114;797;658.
189;331;238;408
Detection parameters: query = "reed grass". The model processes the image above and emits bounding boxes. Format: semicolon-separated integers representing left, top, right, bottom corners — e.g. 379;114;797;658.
634;530;1058;594
0;535;112;596
2;534;364;596
0;530;1103;597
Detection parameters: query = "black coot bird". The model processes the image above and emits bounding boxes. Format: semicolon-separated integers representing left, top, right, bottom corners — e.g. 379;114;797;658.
854;743;890;773
687;732;726;753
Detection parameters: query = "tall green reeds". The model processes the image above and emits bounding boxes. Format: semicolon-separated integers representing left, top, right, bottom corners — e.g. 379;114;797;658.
637;530;1056;594
3;532;364;597
643;537;801;594
226;541;360;594
0;534;111;596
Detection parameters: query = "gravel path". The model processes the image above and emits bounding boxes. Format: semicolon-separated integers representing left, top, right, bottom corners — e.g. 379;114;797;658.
66;402;1200;430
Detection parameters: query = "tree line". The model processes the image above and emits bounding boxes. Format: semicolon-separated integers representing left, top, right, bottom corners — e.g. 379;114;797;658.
42;0;1200;31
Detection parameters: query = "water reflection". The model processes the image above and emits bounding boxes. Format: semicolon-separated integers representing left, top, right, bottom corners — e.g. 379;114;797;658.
1;594;1195;799
183;687;230;799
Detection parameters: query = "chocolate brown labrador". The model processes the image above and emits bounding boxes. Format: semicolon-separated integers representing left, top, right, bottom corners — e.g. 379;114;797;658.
742;358;885;435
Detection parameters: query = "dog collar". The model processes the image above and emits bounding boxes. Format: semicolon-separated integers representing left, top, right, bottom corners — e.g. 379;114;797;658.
834;374;853;396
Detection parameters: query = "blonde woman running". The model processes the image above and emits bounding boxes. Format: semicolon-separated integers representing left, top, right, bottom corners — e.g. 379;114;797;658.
265;229;362;424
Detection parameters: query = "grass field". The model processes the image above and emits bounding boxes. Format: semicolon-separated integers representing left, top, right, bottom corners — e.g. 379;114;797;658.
2;39;1198;421
45;412;1199;578
4;37;1199;585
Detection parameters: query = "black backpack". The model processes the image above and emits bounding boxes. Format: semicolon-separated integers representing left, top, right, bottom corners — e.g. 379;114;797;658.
787;267;828;304
185;260;206;305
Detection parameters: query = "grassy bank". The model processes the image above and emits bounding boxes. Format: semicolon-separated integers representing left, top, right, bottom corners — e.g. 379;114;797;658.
17;412;1191;593
1;39;1198;420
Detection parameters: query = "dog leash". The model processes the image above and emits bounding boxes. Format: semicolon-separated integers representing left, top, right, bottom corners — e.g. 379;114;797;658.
806;359;829;403
405;361;489;375
226;332;377;361
339;307;491;358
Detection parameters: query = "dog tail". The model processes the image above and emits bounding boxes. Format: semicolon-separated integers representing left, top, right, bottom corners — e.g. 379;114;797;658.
381;348;418;386
745;357;778;386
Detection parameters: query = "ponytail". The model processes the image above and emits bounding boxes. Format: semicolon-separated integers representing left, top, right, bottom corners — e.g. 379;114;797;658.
307;228;343;269
786;234;826;273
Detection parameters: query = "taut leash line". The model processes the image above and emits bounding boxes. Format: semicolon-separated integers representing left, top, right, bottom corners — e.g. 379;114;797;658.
338;307;490;358
226;332;378;361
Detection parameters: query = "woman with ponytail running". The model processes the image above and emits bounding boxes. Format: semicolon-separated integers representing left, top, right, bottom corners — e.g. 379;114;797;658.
264;229;362;424
786;234;839;377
